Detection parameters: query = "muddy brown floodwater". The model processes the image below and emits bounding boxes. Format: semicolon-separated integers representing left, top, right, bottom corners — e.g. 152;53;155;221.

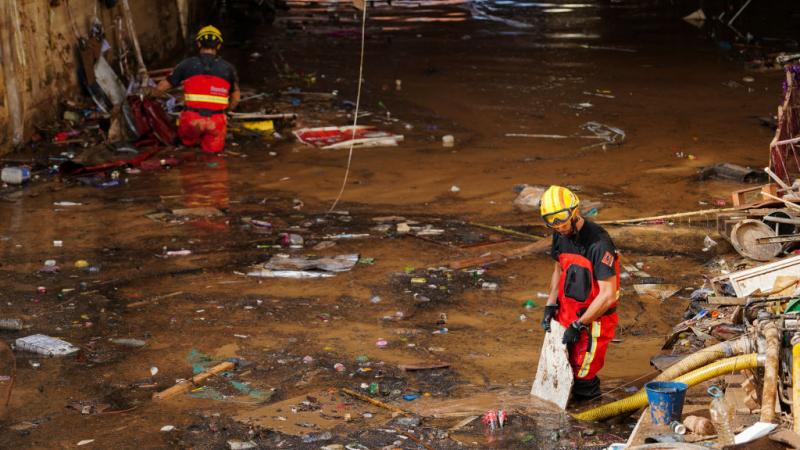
0;0;790;449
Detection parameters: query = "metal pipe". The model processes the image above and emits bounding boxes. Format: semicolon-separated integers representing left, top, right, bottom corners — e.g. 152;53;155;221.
761;322;781;423
763;216;800;225
728;0;753;27
120;0;148;85
793;335;800;433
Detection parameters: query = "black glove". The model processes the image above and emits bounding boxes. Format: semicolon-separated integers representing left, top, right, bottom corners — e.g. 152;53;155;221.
541;304;558;332
562;320;587;345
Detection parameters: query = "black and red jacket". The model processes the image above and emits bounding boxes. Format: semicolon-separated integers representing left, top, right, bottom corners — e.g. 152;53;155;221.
168;54;238;115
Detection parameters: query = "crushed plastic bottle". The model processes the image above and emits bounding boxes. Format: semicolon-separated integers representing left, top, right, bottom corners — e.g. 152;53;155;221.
708;386;735;445
1;166;31;185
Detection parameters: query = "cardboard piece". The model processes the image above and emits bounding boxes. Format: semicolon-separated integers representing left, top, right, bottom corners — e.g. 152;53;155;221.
530;321;573;409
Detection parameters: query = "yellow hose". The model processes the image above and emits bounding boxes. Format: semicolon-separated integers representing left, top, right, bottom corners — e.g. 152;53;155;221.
573;353;760;422
793;342;800;433
653;335;751;382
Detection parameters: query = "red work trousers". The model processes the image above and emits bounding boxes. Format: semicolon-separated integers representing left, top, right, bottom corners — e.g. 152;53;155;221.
178;111;227;153
567;312;618;380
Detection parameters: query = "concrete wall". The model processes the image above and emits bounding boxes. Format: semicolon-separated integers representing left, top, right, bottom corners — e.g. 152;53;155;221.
0;0;216;153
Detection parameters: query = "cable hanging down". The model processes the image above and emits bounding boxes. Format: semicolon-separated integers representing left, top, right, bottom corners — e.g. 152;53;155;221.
328;1;368;213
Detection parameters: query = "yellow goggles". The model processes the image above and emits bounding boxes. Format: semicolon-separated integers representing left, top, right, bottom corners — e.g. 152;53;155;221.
542;207;575;227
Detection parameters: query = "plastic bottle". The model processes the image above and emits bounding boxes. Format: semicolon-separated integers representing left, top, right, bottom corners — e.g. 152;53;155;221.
0;319;23;330
708;386;735;445
1;166;30;185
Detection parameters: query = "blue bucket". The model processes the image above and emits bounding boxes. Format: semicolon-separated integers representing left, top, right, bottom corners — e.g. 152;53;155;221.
644;381;688;426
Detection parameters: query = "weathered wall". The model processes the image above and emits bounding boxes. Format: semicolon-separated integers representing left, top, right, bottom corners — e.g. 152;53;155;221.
0;0;216;153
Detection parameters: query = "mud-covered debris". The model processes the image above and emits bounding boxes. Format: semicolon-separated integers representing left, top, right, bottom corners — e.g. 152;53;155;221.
248;254;359;279
227;440;258;450
15;334;79;357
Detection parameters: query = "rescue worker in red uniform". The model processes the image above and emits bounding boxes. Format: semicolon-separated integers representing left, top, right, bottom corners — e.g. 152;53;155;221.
156;26;240;153
539;185;619;400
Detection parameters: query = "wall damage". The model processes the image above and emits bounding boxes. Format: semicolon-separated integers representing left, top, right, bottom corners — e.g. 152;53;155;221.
0;0;215;152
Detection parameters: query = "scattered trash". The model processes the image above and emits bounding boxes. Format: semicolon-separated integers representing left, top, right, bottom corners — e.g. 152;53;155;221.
77;440;95;446
442;135;454;147
227;440;258;450
450;185;460;193
702;235;718;252
294;126;404;150
0;319;23;331
54;201;83;206
522;300;537;309
247;254;359;278
110;338;146;348
160;425;175;432
279;233;304;247
15;334;79;357
1;166;31;185
301;431;333;443
698;163;766;183
506;121;625;149
512;184;546;212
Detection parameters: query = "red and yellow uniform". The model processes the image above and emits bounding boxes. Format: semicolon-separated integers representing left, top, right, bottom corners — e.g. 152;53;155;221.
540;185;620;399
167;53;238;153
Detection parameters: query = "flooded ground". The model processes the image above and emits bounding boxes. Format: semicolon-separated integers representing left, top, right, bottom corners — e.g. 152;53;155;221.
0;0;795;448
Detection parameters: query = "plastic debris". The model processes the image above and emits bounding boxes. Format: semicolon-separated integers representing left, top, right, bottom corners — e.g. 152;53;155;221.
294;126;403;150
0;319;23;331
15;334;79;357
301;431;333;443
227;440;258;450
247;254;359;278
110;338;146;348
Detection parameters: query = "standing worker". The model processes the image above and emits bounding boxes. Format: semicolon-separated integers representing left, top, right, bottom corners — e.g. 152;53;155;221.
539;185;620;401
156;26;240;154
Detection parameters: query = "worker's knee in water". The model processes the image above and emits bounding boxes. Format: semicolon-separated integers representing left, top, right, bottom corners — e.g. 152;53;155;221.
572;376;601;399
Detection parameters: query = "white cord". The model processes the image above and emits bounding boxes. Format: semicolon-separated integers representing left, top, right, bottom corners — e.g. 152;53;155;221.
328;2;368;213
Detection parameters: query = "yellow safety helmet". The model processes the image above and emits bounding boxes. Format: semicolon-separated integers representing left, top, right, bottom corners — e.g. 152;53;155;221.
196;25;223;47
540;185;580;228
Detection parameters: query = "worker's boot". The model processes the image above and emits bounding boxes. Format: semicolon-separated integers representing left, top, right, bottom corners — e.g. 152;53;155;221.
572;376;601;401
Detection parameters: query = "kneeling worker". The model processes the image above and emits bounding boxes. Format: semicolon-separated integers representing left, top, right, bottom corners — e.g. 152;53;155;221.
156;25;240;153
539;185;620;400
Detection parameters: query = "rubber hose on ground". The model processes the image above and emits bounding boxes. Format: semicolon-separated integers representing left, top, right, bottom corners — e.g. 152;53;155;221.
573;353;761;422
654;335;751;382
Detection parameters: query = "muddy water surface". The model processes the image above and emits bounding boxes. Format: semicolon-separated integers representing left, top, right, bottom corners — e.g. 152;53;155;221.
0;0;786;448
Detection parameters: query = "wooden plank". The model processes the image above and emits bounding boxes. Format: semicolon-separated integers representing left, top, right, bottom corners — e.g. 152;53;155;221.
530;321;573;409
153;361;235;400
708;296;747;306
398;362;450;372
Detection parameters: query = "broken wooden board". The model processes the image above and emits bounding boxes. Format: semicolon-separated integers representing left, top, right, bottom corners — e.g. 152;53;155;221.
531;321;573;409
171;207;224;217
398;362;450;372
633;283;681;300
708;296;747;306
